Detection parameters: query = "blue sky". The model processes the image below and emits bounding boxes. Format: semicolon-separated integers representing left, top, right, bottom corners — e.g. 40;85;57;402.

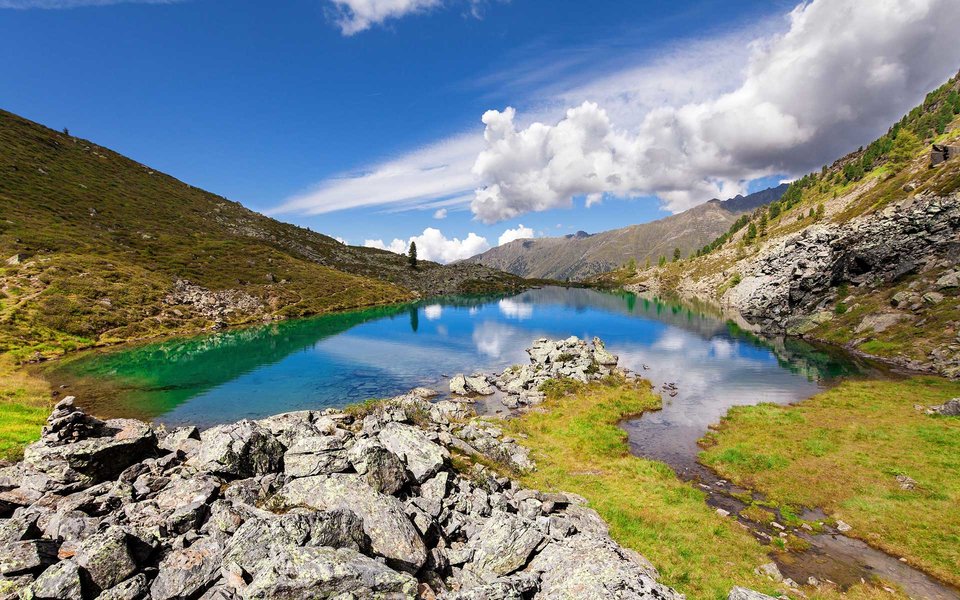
3;0;959;262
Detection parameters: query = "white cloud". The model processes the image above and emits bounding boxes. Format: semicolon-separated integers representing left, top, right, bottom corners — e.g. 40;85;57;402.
0;0;178;6
471;0;960;219
329;0;441;35
271;133;481;217
364;227;490;263
497;224;534;246
423;304;443;320
334;236;348;245
497;298;533;320
433;208;448;219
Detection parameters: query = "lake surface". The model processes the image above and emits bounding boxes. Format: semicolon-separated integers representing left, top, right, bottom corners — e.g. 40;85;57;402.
51;286;869;471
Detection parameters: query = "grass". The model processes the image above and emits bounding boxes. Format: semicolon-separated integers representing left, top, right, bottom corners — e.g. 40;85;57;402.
0;355;51;460
497;376;776;599
700;377;960;588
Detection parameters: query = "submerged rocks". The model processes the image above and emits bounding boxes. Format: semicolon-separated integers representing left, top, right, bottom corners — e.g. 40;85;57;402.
0;337;680;600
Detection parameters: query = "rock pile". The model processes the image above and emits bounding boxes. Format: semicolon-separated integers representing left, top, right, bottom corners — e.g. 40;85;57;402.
0;363;681;599
450;336;620;409
164;280;264;324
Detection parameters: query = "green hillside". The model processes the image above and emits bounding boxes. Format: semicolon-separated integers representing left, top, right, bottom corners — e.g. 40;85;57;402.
0;109;527;362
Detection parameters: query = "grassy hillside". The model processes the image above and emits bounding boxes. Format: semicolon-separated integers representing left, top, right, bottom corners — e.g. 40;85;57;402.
610;71;960;375
0;109;528;362
464;185;786;282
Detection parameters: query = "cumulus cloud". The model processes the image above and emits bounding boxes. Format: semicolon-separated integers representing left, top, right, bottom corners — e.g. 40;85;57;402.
364;227;490;263
433;208;448;219
423;304;443;320
471;0;960;220
497;298;533;320
0;0;179;6
497;224;534;246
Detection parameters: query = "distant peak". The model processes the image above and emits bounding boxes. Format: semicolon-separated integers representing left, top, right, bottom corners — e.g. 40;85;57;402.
565;230;591;239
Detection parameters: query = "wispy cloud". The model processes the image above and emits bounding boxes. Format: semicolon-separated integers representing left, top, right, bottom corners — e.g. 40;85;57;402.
328;0;498;35
0;0;181;7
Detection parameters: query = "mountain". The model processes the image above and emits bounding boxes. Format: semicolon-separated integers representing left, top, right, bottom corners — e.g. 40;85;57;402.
0;109;528;360
614;70;960;378
462;185;787;281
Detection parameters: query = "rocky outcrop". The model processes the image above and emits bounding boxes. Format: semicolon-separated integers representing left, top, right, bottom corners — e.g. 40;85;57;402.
164;280;265;324
716;194;960;376
0;340;682;599
926;398;960;416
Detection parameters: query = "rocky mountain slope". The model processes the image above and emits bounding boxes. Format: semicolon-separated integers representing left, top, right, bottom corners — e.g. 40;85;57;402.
0;110;528;361
619;71;960;378
0;338;692;600
462;185;787;281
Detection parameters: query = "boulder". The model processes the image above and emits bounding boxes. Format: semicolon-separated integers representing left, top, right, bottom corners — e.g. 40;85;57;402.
240;546;417;599
926;398;960;416
23;398;157;487
96;573;151;600
29;559;84;600
192;420;284;478
377;422;448;483
592;337;618;365
73;527;139;591
464;511;543;580
464;375;495;395
150;536;224;600
528;534;683;599
936;270;960;289
277;474;427;571
283;435;350;478
348;438;408;495
0;540;58;576
450;375;469;396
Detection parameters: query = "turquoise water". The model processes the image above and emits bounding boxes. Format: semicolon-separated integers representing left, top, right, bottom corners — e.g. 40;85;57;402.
53;287;867;465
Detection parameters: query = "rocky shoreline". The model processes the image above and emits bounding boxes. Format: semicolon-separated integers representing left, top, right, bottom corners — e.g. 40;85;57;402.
0;337;782;600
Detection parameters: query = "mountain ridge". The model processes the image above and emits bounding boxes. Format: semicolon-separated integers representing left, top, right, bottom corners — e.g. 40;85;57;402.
462;184;788;281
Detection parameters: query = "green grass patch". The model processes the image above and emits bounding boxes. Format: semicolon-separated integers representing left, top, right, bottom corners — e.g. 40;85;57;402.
700;377;960;588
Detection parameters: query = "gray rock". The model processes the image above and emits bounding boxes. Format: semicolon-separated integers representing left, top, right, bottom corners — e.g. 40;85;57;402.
927;398;960;416
430;400;475;424
277;474;427;571
0;540;58;576
464;375;494;395
151;536;223;600
74;527;138;591
592;337;618;365
377;422;448;483
192;420;284;478
96;573;150;600
23;399;157;487
450;374;469;396
30;559;84;600
348;438;408;495
923;291;945;305
464;511;543;580
729;586;778;600
529;534;683;599
936;270;960;289
157;425;200;454
283;436;350;478
240;546;417;599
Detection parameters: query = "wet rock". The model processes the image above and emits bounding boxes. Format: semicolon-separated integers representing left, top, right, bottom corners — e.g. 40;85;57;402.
378;422;448;483
192;420;284;478
277;474;427;571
